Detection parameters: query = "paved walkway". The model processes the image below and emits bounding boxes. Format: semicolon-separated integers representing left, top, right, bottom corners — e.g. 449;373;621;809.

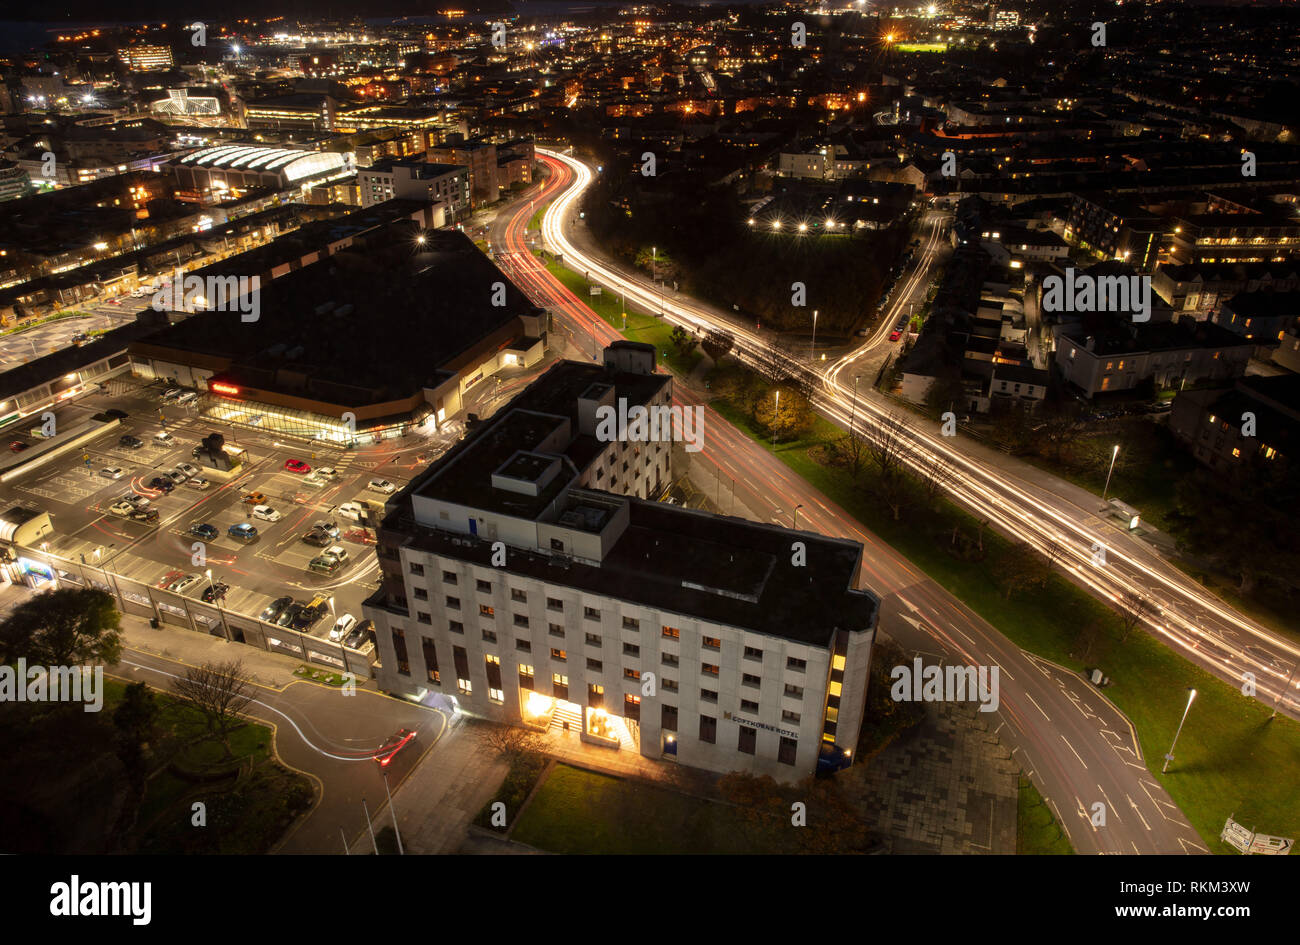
847;699;1019;854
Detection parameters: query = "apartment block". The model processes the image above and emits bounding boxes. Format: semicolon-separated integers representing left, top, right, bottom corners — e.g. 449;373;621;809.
358;160;470;214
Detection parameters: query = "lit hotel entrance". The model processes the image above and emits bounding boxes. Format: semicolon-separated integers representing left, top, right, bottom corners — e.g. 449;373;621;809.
520;688;639;752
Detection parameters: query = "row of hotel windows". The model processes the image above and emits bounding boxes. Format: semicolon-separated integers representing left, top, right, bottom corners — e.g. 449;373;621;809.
390;629;812;715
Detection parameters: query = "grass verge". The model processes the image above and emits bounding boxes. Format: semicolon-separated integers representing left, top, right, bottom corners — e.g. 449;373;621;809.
1018;777;1075;854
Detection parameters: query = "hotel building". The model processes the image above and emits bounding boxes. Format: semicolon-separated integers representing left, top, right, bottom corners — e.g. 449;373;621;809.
365;343;878;781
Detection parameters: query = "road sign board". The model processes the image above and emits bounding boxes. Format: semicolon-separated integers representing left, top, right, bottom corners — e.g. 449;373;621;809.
1221;817;1253;853
1249;834;1293;855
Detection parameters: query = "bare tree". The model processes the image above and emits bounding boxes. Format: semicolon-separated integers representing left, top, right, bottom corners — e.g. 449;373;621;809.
1116;590;1154;643
917;449;957;505
172;659;254;760
864;412;915;521
482;723;551;762
1039;532;1068;583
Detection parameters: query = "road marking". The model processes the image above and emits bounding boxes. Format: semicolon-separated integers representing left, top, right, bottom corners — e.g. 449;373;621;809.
1025;692;1051;721
1060;734;1087;769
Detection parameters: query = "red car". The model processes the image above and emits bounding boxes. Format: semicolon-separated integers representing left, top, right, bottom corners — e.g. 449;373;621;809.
9;440;28;452
889;329;902;342
374;728;417;768
283;459;311;474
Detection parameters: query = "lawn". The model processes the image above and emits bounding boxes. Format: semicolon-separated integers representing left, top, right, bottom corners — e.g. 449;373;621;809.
542;257;703;378
510;764;787;854
1017;777;1074;854
709;375;1300;853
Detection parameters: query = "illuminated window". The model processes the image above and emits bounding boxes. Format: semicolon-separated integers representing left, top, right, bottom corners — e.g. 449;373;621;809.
662;625;680;639
702;636;721;650
1232;448;1241;458
551;648;566;661
832;654;846;671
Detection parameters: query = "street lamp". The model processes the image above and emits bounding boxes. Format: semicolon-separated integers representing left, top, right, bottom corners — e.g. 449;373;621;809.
811;310;818;361
849;374;862;437
1102;444;1120;501
1162;688;1197;773
793;504;804;530
772;389;780;445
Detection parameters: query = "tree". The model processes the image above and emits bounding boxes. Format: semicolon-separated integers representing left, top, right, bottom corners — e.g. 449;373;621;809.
482;723;551;762
754;384;813;441
1116;590;1154;643
0;587;121;668
916;449;957;506
1035;401;1087;465
669;324;695;357
701;329;734;363
108;681;160;849
993;541;1043;600
1072;620;1110;667
172;659;254;760
864;412;916;521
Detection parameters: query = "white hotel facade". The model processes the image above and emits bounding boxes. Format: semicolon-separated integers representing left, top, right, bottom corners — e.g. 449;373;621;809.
365;343;878;780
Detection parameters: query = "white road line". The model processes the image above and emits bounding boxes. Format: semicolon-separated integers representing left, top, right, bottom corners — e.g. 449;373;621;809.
1025;691;1051;721
1060;734;1088;769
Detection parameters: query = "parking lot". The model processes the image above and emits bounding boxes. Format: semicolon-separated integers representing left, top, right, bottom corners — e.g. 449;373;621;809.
3;375;462;650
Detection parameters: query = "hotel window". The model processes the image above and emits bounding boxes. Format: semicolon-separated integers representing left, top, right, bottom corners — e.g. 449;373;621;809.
476;579;492;593
624;667;640;681
738;727;756;755
482;628;497;643
623;642;640;657
553;673;568;699
422;638;439;685
417;612;431;625
662;625;680;639
587;658;603;672
413;587;428;601
784;684;804;699
662;652;679;667
584;606;601;621
699;715;717;744
742;673;761;688
588;683;604;707
624;694;641;722
514;613;529;628
777;736;798;766
741;699;759;713
787;656;806;672
442;570;457;584
622;616;640;630
661;704;678;731
511;588;527;603
701;688;718;703
457;677;472;695
551;648;567;662
516;638;531;653
547;597;563;611
663;678;679;693
702;663;720;677
449;620;464;634
744;646;763;661
548;623;565;638
489;688;504;704
585;633;602;647
519;664;534;689
782;710;801;725
446;596;460;610
409;563;425;576
702;636;721;650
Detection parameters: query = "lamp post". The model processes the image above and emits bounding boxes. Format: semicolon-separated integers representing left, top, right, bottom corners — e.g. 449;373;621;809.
772;389;780;445
1162;688;1197;773
811;310;818;362
206;568;230;641
849;374;861;437
382;768;404;855
1272;662;1298;720
793;504;804;530
1102;444;1119;502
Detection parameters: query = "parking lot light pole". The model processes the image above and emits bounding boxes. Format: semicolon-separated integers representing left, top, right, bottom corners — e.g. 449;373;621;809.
1162;688;1197;773
206;568;231;642
382;769;404;855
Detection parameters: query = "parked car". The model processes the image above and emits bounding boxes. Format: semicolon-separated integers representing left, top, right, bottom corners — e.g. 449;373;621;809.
153;431;174;445
260;596;293;623
104;408;129;420
129;508;159;525
309;552;346;574
227;522;259;543
176;462;200;477
99;466;125;480
316;466;338;479
161;388;183;402
121;493;150;509
147;476;174;494
344;619;374;650
165;469;188;485
290;603;325;630
302;529;333;547
329;613;357;642
108;500;135;517
313;521;341;539
184;476;210;491
189;522;218;541
252;505;281;523
367;478;396;494
301;471;326;487
119;434;143;449
175;391;198;406
169;573;202;593
201;581;229;603
283;458;311;474
157;569;186;589
335;501;365;522
9;440;28;452
71;332;89;345
275;603;304;627
241;491;266;505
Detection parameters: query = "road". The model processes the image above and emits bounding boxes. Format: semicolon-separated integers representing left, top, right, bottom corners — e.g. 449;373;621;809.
481;151;1208;854
537;148;1300;726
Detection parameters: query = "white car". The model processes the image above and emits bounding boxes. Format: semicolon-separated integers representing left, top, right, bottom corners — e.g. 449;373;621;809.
161;388;183;402
175;391;198;406
165;469;188;484
316;466;338;479
184;476;210;491
99;467;125;480
153;431;174;445
176;463;200;477
108;500;135;516
323;545;349;563
301;471;326;487
329;613;357;642
367;478;396;494
252;505;281;523
121;493;150;509
336;501;364;522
